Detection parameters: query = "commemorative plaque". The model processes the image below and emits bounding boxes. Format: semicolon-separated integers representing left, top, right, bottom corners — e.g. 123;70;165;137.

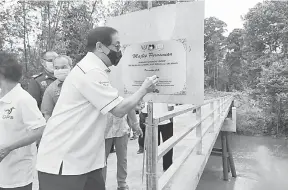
107;1;204;104
121;40;187;95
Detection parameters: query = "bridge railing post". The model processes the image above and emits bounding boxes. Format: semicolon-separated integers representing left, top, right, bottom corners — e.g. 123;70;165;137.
232;100;236;132
146;101;158;190
221;98;224;115
209;101;215;132
196;107;202;154
218;99;221;118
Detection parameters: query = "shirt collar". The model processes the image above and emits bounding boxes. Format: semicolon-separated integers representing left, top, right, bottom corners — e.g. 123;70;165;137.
44;69;56;80
0;83;21;104
85;52;111;73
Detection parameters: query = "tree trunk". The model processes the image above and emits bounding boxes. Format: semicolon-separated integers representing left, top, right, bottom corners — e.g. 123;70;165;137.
48;2;51;50
213;64;216;90
277;99;281;135
90;0;98;19
26;24;31;65
216;65;219;90
50;2;63;49
22;1;28;72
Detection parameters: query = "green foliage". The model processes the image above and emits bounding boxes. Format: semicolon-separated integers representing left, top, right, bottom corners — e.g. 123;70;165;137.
225;29;246;91
0;0;287;136
204;17;228;90
243;1;288;57
61;4;93;61
254;55;288;134
225;0;288;135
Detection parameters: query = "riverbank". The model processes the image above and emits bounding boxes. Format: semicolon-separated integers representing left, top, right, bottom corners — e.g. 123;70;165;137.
204;89;287;137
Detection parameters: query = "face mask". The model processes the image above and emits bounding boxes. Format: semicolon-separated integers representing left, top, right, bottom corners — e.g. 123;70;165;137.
54;69;70;81
45;61;54;73
107;49;122;66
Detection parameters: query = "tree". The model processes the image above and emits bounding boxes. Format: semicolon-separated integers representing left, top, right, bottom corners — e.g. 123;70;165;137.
225;28;246;90
106;0;177;17
241;0;288;135
204;17;227;90
254;55;288;134
61;4;93;61
1;1;40;72
243;1;288;58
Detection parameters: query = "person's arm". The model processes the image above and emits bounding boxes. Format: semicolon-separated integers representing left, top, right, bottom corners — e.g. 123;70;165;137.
127;109;143;137
110;88;147;118
110;76;158;118
41;86;55;121
27;79;41;107
0;128;45;162
135;99;145;111
7;127;44;151
0;96;46;162
77;69;158;118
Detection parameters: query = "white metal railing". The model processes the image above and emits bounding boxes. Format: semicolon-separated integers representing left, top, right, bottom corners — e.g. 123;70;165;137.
143;96;234;190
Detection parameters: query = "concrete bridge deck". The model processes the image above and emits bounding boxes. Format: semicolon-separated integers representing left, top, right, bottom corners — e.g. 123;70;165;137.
106;109;202;190
106;111;195;190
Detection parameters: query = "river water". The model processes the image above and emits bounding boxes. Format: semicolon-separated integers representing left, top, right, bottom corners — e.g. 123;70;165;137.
196;135;288;190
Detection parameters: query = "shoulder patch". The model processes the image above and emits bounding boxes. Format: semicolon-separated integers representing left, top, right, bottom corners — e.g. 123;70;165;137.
32;73;43;79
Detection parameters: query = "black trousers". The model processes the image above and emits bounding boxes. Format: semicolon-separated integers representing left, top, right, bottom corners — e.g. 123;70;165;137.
38;168;105;190
138;112;174;171
0;183;32;190
138;112;148;148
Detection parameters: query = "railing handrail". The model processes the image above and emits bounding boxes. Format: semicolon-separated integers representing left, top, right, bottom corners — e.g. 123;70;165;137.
157;96;234;190
144;95;235;190
157;96;233;160
153;95;232;125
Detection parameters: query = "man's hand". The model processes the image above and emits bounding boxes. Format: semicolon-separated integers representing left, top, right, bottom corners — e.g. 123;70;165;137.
0;145;12;162
133;126;143;138
140;75;158;93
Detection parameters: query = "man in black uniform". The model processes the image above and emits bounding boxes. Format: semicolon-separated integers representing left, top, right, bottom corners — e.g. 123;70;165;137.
27;51;58;108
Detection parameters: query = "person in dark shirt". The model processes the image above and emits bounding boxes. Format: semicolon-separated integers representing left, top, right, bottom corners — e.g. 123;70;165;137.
27;51;58;108
41;55;72;121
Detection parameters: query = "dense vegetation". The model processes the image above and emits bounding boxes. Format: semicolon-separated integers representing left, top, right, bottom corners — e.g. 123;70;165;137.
0;0;287;136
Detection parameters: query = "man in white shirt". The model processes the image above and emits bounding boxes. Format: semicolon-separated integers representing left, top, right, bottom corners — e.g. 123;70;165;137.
138;102;174;171
36;27;158;190
0;51;46;190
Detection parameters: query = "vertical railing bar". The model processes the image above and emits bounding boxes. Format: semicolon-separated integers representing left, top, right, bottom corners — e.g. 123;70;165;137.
146;101;158;190
209;100;215;132
196;107;202;154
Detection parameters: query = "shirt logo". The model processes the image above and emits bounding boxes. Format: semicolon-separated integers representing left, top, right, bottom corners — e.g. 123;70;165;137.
99;81;110;87
3;107;15;119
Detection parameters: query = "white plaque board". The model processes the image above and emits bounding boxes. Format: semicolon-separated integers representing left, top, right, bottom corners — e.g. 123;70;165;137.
107;2;204;104
122;40;186;95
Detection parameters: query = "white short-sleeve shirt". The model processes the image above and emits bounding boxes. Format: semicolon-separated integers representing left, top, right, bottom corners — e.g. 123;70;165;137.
36;52;123;175
0;84;46;188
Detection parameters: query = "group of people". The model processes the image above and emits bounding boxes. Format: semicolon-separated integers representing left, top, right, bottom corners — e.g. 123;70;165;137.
0;26;174;190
